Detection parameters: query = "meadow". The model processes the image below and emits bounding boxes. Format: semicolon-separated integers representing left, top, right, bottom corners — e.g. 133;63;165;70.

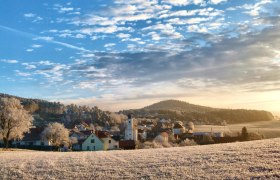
196;120;280;138
0;138;279;179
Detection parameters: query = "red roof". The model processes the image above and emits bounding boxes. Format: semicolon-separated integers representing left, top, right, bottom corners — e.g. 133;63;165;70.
95;131;111;139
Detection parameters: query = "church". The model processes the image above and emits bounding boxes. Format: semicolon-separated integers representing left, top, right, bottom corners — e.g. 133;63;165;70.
124;114;138;141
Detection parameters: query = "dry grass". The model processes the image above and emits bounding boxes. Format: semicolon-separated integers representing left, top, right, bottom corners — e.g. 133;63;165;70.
196;120;280;138
0;138;280;179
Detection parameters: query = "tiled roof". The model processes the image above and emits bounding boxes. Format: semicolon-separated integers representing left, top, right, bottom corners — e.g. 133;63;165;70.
173;123;184;129
96;131;110;139
22;127;44;141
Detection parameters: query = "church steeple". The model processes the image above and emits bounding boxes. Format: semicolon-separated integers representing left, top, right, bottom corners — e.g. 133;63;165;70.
125;114;138;141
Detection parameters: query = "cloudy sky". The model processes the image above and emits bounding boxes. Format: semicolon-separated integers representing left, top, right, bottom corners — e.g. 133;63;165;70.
0;0;280;113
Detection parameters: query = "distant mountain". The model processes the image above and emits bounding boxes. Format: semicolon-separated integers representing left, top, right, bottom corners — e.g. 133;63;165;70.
121;100;274;125
142;100;217;113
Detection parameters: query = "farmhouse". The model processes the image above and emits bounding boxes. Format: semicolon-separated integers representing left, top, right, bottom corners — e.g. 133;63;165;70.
13;127;51;147
81;131;119;151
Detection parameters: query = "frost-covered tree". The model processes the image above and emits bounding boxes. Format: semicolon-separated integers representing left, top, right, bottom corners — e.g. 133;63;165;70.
188;121;195;132
110;113;127;124
0;97;33;148
41;122;69;149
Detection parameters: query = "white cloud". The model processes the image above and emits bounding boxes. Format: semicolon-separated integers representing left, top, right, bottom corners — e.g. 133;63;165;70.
162;0;206;6
24;13;43;22
22;63;37;70
34;36;54;41
117;33;131;38
187;25;208;33
209;0;228;5
26;49;34;52
15;70;31;77
104;43;116;48
31;44;42;48
24;13;36;18
0;59;18;64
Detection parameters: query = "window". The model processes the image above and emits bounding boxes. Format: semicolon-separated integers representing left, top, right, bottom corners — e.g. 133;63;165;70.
129;120;130;123
87;146;90;150
109;140;111;144
91;139;95;143
93;146;95;150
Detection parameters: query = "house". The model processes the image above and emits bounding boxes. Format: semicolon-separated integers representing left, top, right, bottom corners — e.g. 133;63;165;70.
173;122;186;136
74;122;90;131
13;127;51;146
71;139;85;151
81;131;119;151
70;130;93;141
138;128;147;142
154;132;169;144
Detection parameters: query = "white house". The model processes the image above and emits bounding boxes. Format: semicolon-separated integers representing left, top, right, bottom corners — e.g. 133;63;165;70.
13;127;51;146
173;122;186;135
81;131;119;151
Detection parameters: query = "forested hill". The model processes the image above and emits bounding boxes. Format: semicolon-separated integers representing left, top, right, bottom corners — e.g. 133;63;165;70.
0;93;120;127
143;100;217;113
121;100;274;125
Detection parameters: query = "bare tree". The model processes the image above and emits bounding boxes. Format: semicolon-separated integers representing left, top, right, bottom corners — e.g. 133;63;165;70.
0;98;33;148
41;122;69;149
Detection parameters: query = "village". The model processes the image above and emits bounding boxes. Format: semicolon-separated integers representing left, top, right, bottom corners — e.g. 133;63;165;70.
4;114;238;151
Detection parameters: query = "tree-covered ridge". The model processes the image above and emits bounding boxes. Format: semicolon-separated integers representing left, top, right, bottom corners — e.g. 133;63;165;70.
143;99;217;113
0;93;121;128
121;100;274;125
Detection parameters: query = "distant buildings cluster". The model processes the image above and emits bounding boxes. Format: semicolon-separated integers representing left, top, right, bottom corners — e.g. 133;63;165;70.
1;114;227;151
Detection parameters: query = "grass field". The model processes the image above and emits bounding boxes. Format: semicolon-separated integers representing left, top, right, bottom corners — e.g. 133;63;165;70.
0;138;279;179
195;120;280;138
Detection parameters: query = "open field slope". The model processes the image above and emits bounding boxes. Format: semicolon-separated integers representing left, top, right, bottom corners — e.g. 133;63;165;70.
196;120;280;138
1;139;280;179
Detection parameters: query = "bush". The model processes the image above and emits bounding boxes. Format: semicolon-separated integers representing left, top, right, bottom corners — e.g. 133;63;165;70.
179;139;197;146
247;132;264;140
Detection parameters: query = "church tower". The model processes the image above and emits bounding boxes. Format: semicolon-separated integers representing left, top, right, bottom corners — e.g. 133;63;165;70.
125;114;138;141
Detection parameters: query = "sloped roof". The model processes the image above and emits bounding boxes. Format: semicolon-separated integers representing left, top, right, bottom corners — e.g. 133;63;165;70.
22;127;44;141
160;132;169;138
96;131;111;139
80;130;94;136
70;130;94;137
173;123;184;129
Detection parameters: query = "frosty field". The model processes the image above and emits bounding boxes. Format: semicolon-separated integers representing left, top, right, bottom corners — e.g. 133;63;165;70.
196;120;280;138
1;139;280;179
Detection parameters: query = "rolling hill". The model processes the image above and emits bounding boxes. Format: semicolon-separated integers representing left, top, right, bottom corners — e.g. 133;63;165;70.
143;99;217;113
0;138;279;179
121;100;274;125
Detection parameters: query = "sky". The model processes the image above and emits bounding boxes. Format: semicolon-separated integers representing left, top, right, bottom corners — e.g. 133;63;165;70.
0;0;280;113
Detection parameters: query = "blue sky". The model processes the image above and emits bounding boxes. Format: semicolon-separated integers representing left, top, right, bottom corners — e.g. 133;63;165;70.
0;0;280;112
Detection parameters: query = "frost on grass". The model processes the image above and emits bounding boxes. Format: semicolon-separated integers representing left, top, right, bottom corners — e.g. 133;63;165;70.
0;138;280;179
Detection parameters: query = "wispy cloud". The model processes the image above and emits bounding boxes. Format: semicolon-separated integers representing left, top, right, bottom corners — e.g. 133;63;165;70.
0;25;91;52
0;59;18;64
